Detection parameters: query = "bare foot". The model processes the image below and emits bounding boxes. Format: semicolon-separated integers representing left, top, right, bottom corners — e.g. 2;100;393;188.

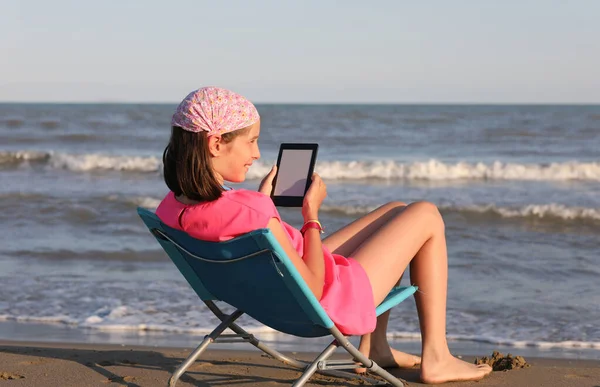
355;345;421;374
420;355;492;384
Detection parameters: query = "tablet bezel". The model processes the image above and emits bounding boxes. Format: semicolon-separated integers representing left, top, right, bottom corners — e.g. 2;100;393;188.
270;143;319;207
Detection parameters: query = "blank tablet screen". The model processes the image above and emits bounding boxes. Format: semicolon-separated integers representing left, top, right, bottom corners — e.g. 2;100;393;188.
273;149;314;196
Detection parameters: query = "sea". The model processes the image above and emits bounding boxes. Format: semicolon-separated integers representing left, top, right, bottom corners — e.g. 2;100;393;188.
0;103;599;360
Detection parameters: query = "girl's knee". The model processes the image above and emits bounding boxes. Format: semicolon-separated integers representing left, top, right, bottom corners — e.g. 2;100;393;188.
381;201;407;212
408;201;445;229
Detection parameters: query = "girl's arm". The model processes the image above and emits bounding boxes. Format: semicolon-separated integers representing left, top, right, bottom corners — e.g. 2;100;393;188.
267;217;324;300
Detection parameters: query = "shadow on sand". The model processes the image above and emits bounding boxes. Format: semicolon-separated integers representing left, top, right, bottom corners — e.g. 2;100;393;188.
0;344;389;386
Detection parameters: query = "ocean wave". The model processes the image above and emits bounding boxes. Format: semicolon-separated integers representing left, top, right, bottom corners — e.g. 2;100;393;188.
232;159;600;181
1;116;63;129
131;195;600;223
112;195;163;209
310;160;600;181
447;203;600;221
2;150;600;181
1;117;25;128
387;331;600;349
49;153;160;172
2;191;598;224
321;203;600;222
0;313;277;336
0;150;51;164
1;314;598;350
0;150;160;172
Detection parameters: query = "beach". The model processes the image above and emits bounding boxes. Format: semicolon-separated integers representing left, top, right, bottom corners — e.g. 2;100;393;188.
1;103;599;385
3;1;600;385
1;340;599;387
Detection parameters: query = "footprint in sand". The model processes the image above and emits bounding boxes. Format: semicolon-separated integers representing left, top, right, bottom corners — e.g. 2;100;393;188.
1;372;25;380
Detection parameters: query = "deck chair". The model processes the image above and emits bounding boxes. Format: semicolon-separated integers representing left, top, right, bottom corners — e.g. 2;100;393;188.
137;207;418;387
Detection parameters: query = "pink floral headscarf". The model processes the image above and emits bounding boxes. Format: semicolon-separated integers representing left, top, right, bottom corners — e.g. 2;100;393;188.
171;87;260;136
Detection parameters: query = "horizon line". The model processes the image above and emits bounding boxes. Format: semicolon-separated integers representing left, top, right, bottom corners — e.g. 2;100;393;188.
0;101;599;106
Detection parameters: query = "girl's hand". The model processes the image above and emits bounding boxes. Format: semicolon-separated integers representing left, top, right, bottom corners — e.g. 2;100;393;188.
258;165;277;196
302;173;327;221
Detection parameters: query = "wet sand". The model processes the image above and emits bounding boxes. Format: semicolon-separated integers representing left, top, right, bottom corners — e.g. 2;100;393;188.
1;340;599;386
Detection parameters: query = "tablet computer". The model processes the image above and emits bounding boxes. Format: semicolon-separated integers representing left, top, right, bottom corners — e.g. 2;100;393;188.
271;143;319;207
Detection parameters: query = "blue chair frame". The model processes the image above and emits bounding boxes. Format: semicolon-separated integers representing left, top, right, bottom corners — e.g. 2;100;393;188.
137;207;417;387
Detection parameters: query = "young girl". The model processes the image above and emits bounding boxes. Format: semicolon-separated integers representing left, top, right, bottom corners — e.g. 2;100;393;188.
155;87;492;384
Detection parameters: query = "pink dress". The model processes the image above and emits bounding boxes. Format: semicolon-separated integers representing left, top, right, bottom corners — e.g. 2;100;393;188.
155;189;376;335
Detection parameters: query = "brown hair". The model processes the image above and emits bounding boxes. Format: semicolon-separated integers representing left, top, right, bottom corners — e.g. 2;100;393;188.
162;126;251;202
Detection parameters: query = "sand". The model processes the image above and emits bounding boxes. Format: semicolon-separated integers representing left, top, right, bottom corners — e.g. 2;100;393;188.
1;340;599;387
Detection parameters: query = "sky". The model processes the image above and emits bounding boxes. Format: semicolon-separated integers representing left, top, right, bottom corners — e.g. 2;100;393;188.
1;1;599;103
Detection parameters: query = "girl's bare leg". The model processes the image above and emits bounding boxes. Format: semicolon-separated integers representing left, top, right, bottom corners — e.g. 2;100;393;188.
350;201;492;384
354;303;421;372
323;201;407;256
323;202;421;369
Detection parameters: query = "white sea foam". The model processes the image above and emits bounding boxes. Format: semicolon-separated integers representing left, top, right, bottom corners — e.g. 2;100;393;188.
386;331;600;349
1;315;79;325
246;159;600;181
451;336;600;349
1;276;597;351
449;203;600;221
49;152;161;172
2;313;598;349
3;150;600;181
0;150;50;163
0;313;278;336
0;150;161;172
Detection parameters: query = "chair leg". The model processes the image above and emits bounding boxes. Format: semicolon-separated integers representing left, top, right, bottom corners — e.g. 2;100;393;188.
205;301;318;369
292;341;338;387
168;309;244;387
226;322;389;386
330;327;406;387
214;316;385;385
168;336;211;387
202;302;401;386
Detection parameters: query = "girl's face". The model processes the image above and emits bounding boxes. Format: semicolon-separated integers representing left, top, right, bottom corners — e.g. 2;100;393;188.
211;121;261;184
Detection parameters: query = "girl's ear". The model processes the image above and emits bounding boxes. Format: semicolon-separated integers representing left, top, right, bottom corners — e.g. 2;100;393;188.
207;135;223;157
